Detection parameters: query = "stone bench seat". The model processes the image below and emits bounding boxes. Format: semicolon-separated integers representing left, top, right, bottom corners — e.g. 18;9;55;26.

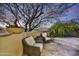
41;33;52;42
33;43;43;52
22;36;43;56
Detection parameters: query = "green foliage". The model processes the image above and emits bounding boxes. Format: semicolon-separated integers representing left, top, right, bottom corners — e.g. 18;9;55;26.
49;22;79;37
0;27;4;30
0;27;5;33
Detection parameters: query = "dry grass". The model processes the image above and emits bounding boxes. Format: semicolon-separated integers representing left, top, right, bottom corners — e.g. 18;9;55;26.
6;27;24;34
24;31;41;38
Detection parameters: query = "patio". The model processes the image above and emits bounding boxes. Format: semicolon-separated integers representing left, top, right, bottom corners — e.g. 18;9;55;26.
41;38;79;56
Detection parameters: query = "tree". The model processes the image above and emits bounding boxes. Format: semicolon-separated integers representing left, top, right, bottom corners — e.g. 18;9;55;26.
0;5;6;19
15;3;76;31
0;5;11;25
15;3;47;31
0;3;76;31
0;3;21;26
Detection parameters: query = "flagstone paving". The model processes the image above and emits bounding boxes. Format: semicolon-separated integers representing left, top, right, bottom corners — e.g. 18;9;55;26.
41;38;79;56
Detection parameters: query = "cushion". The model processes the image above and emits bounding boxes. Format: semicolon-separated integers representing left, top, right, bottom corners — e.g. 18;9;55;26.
45;37;51;41
42;33;47;37
25;36;35;46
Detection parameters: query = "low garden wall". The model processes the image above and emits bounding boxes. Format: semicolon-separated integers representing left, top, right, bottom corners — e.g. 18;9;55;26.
23;31;41;38
0;32;24;56
0;27;42;56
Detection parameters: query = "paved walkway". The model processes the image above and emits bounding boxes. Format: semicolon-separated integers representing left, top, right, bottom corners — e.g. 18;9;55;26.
41;38;79;56
41;42;68;56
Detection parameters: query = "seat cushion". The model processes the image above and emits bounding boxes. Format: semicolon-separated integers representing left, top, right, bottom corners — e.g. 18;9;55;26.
45;37;51;41
42;33;47;37
25;36;35;46
34;43;43;52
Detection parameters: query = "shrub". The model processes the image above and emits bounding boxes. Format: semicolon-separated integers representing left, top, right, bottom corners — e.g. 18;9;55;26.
0;27;5;32
6;26;24;34
0;27;4;30
49;22;79;37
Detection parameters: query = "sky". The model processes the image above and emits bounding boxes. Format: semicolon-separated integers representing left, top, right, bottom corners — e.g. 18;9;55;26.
4;4;79;21
43;4;79;28
59;4;79;22
1;3;79;28
68;4;79;17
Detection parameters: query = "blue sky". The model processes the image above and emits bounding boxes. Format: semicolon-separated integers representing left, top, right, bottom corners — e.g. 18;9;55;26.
69;4;79;16
45;4;79;28
59;4;79;22
5;3;79;22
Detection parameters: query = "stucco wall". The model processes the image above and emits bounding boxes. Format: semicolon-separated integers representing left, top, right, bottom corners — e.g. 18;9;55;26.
0;32;24;56
23;31;41;38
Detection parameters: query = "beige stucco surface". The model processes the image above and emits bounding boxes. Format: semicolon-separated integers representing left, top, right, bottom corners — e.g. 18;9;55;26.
0;32;24;56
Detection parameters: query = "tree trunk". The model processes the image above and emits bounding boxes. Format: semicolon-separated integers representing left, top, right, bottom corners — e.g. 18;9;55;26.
24;23;28;32
25;26;27;32
28;23;33;31
14;19;18;27
25;24;33;32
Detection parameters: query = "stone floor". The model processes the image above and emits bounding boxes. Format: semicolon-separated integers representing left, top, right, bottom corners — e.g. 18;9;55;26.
41;42;68;56
41;38;79;56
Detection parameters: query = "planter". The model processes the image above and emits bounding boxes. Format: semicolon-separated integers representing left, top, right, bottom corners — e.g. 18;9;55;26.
0;32;24;56
6;26;24;34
